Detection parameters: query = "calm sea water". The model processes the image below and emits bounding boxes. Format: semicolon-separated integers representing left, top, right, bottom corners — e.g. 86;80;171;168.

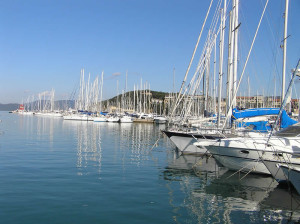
0;111;300;224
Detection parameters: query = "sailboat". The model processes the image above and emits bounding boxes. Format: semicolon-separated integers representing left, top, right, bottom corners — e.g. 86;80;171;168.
166;1;300;182
203;0;300;178
162;0;283;154
120;115;133;123
107;114;120;122
204;58;300;177
94;116;107;122
94;72;107;122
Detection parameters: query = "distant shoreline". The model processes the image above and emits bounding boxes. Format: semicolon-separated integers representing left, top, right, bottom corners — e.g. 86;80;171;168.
0;104;19;111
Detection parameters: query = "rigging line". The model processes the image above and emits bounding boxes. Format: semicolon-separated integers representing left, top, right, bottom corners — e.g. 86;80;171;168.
149;135;161;152
171;0;214;117
240;166;257;180
261;0;282;78
222;0;270;130
182;28;222;120
171;6;222;120
190;135;210;155
241;0;279;97
176;58;206;120
267;59;300;144
238;23;263;99
195;26;222;75
225;165;249;179
184;56;209;116
207;0;223;38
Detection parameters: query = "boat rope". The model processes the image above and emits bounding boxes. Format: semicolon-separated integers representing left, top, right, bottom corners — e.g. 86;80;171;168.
171;0;214;118
267;59;300;144
191;134;210;155
149;133;162;152
226;158;261;180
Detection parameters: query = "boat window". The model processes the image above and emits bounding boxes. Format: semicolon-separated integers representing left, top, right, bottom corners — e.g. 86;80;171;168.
240;150;249;154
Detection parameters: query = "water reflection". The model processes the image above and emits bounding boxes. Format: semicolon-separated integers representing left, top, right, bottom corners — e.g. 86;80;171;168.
62;120;102;177
76;122;102;176
118;123;162;166
164;152;300;223
260;186;300;221
5;112;300;223
205;171;277;205
62;121;163;176
163;153;228;223
14;113;63;147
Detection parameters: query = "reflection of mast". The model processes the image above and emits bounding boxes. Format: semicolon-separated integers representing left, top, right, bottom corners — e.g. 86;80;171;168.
163;153;227;222
36;115;54;145
163;150;285;222
117;123;159;166
76;122;102;176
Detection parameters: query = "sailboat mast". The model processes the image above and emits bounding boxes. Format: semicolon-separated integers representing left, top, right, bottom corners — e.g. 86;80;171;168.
213;34;217;115
281;0;289;103
232;0;239;108
173;67;175;94
100;71;104;112
248;76;250;108
217;0;226;128
204;32;210;114
226;10;234;117
170;0;213;117
117;80;119;112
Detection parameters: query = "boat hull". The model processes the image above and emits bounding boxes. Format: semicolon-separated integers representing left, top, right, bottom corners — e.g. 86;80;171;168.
206;137;300;175
280;164;300;194
94;117;107;122
162;130;224;154
120;116;133;123
207;145;270;175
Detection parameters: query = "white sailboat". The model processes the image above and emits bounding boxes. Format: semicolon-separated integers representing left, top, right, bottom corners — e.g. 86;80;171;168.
204;59;300;176
200;135;300;175
94;116;107;122
63;113;91;121
107;115;120;122
192;0;300;178
120;115;133;123
94;72;107;122
163;0;228;154
154;116;168;124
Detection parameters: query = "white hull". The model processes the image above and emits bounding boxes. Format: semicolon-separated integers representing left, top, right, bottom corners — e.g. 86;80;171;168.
18;111;34;115
154;117;167;124
107;117;120;122
63;114;92;121
280;164;300;194
208;145;270;174
94;117;107;122
168;135;208;154
262;158;300;182
163;129;230;154
87;116;94;121
120;116;133;123
205;136;300;175
36;112;63;117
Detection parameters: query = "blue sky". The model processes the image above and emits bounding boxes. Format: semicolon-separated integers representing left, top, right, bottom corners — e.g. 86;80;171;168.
0;0;299;103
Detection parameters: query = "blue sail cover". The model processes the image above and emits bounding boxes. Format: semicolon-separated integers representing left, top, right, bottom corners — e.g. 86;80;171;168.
281;110;298;128
232;108;280;119
235;120;270;132
232;108;298;132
